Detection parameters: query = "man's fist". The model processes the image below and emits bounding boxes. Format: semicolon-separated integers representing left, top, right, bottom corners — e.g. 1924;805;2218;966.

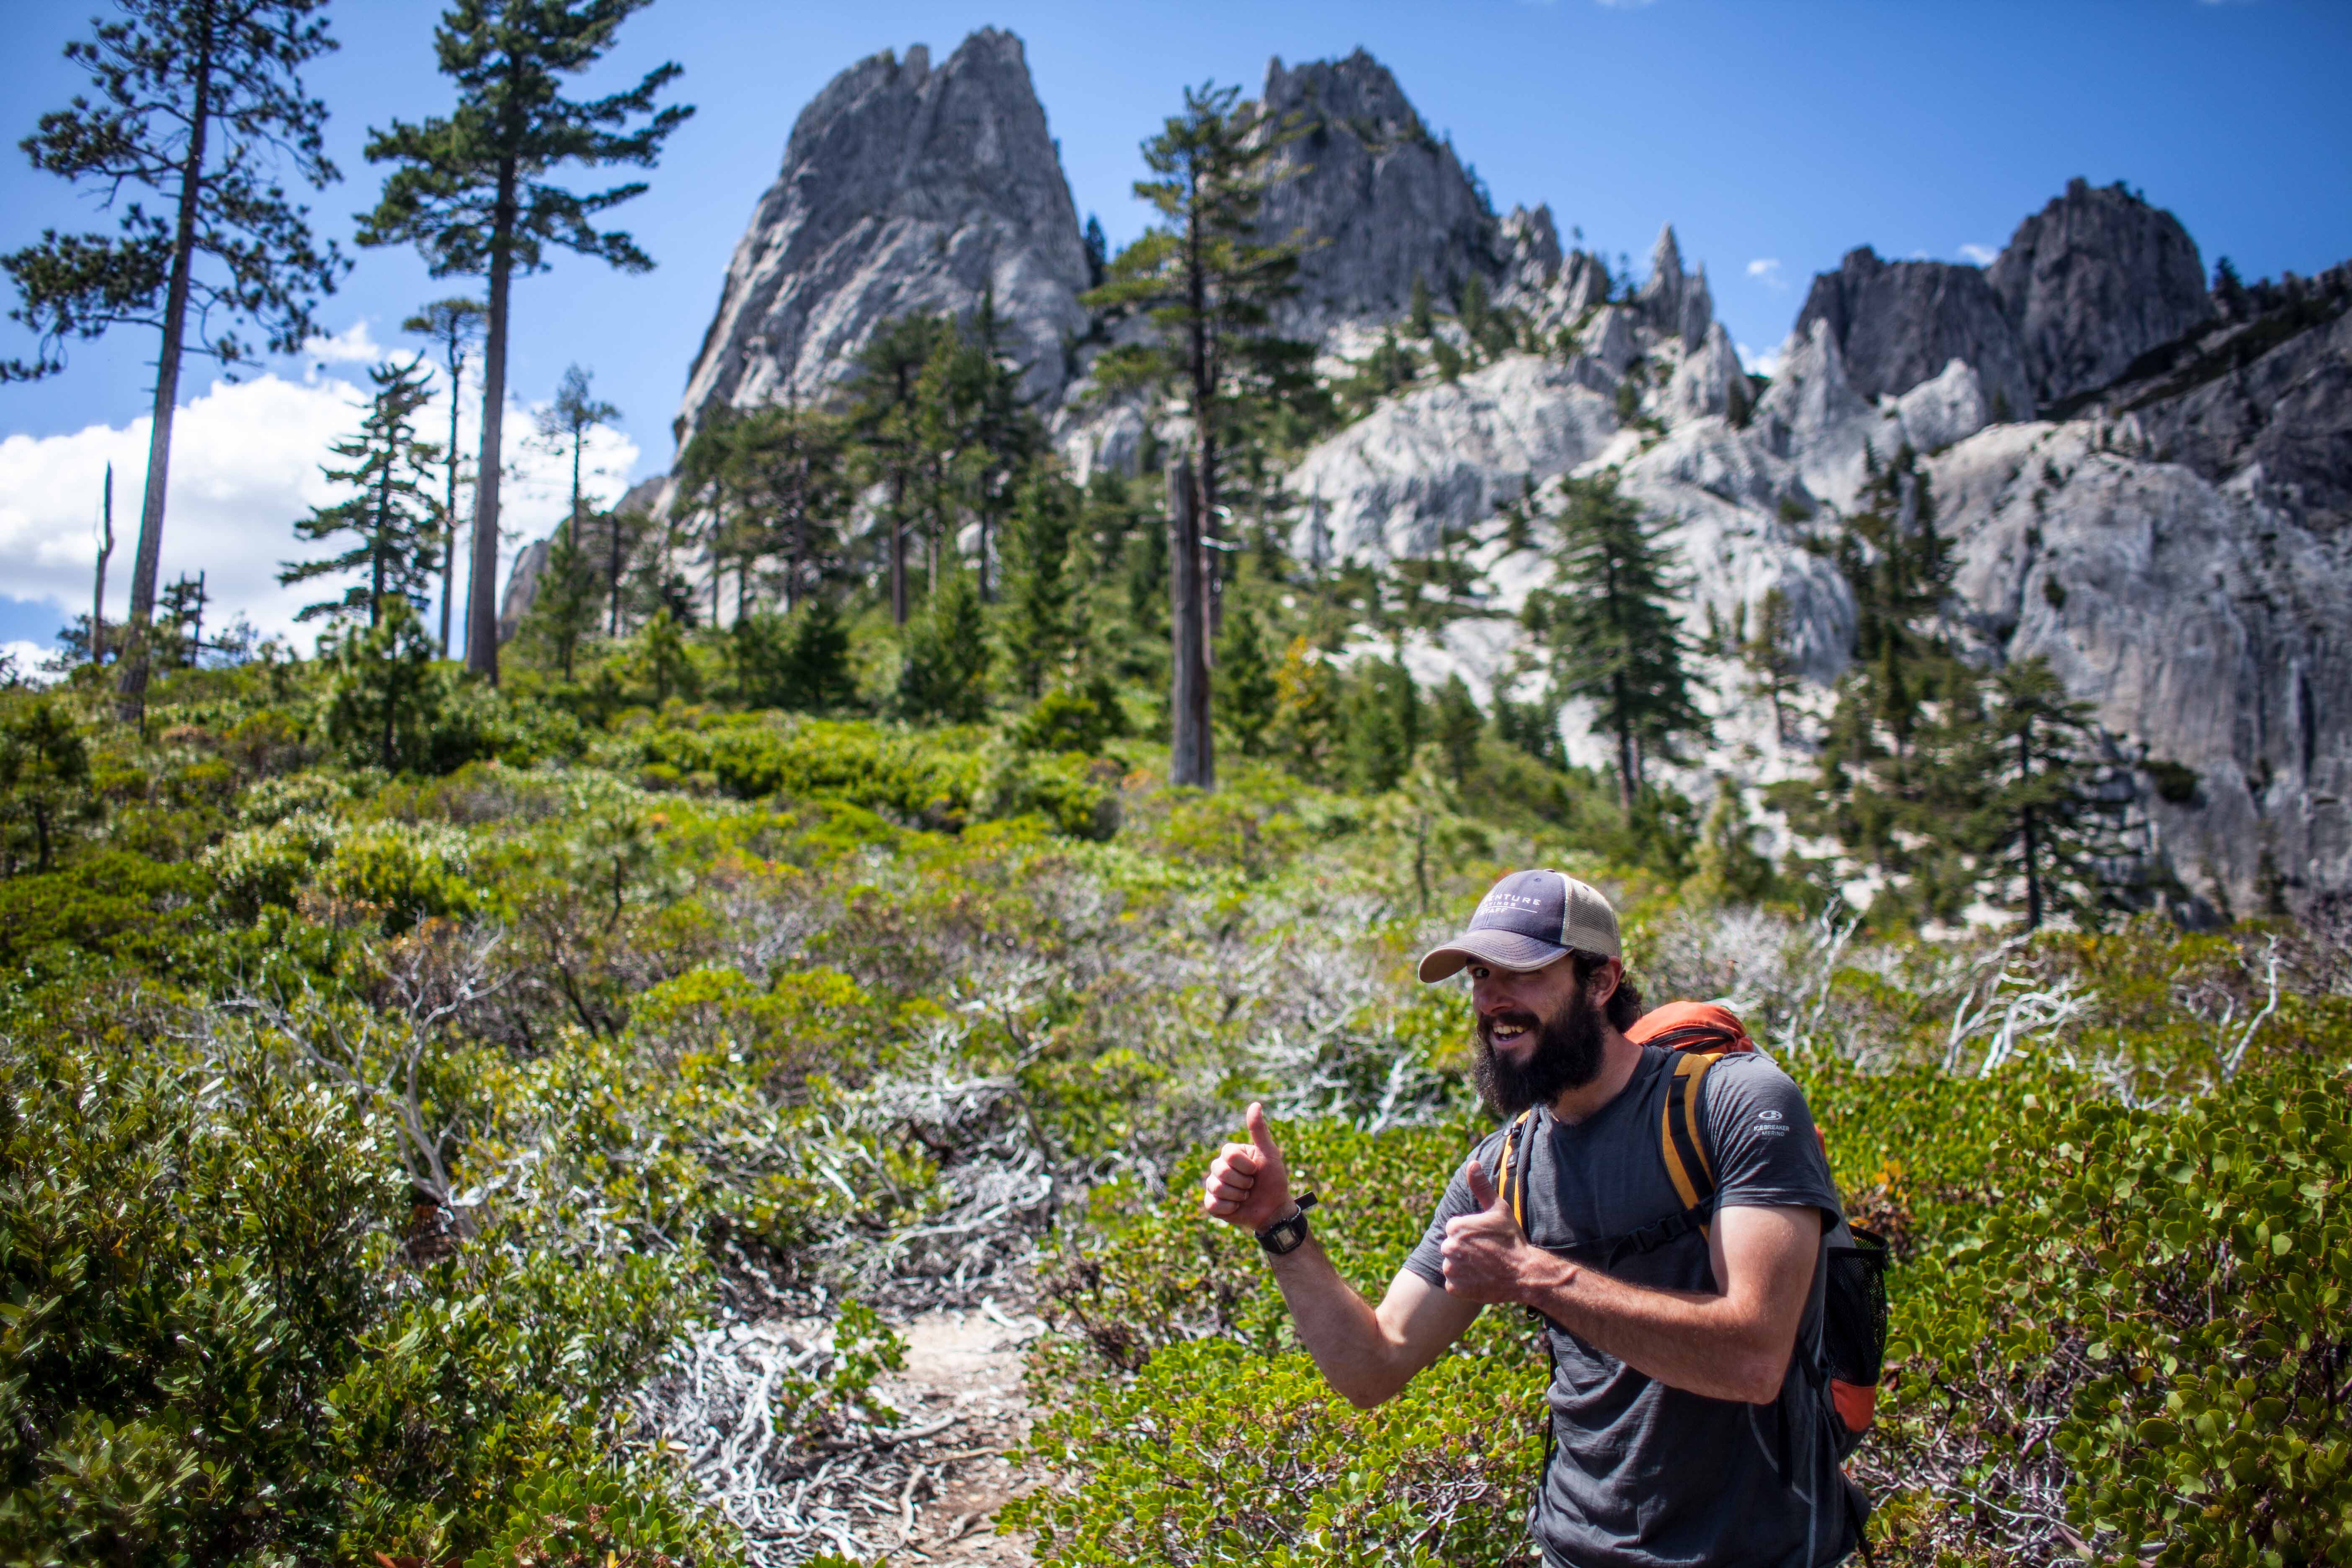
1439;1155;1547;1304
1202;1102;1292;1233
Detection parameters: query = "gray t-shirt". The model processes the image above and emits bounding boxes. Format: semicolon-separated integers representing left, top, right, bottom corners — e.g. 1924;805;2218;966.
1403;1046;1855;1568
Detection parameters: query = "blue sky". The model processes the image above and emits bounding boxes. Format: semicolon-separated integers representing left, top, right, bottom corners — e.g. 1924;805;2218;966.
2;0;2347;650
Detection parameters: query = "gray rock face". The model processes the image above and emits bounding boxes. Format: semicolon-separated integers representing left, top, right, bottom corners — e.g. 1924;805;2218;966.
1286;354;1619;562
1987;178;2210;407
1257;50;1506;328
1934;421;2351;912
1792;246;2033;417
674;29;1088;447
2091;264;2352;536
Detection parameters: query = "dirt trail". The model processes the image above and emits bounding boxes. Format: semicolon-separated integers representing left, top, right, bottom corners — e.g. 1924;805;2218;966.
861;1302;1047;1564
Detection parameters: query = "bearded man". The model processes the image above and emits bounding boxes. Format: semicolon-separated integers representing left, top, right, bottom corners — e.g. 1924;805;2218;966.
1203;869;1862;1567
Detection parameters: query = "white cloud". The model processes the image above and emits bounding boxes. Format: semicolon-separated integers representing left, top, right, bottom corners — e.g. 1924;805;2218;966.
1746;258;1786;290
1738;342;1784;378
300;318;386;366
0;347;638;656
1;641;58;683
1957;242;1999;266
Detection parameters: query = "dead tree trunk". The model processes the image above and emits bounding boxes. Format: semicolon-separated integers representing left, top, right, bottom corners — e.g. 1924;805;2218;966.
1168;460;1214;790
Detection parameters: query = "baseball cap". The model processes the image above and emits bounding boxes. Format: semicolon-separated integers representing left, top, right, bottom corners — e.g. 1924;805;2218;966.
1417;869;1621;983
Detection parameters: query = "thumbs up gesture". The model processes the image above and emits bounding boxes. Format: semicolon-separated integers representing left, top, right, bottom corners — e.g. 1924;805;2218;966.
1439;1156;1540;1305
1202;1102;1292;1233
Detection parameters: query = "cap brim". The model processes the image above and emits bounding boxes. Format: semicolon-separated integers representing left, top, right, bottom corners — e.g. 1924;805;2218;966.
1417;929;1571;983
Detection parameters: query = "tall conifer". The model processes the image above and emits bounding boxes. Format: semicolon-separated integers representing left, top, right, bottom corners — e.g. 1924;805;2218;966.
357;0;691;683
5;0;346;722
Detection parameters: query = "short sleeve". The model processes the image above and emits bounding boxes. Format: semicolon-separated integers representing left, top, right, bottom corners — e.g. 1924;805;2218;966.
1700;1057;1843;1223
1400;1128;1508;1289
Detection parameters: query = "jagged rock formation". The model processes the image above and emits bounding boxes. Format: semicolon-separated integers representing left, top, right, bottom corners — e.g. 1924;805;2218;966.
1793;247;2033;418
1256;51;1508;328
673;30;1088;448
634;35;2348;913
1988;178;2211;407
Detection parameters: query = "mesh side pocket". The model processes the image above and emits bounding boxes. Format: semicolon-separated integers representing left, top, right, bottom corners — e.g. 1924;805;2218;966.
1823;1227;1890;1388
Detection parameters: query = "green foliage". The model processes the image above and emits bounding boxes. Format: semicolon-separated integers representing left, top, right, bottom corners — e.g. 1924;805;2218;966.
1002;470;1084;696
319;596;490;774
1013;678;1129;757
895;569;990;723
1537;472;1701;807
281;355;445;627
1212;610;1278;757
1;0;343;384
0;699;98;874
734;597;854;712
1083;81;1315;523
1014;1117;1545;1567
1874;1065;2352;1566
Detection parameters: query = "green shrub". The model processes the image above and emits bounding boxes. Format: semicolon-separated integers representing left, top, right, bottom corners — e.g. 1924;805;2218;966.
1014;1117;1545;1566
1876;1064;2350;1565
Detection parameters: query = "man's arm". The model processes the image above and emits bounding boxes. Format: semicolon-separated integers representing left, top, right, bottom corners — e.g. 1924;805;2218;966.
1439;1159;1819;1405
1203;1103;1482;1409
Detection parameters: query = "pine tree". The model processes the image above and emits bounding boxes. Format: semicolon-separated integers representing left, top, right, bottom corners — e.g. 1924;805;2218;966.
1085;80;1313;668
5;0;347;722
534;363;618;616
358;0;691;683
844;313;953;621
0;701;96;874
1341;658;1419;795
517;511;600;678
158;572;209;668
1001;470;1081;698
1082;214;1108;290
1545;473;1702;809
1976;656;2125;930
1408;274;1434;338
1270;635;1342;782
632;606;695;705
1431;675;1483;787
725;404;848;614
895;567;990;723
952;291;1042;601
1742;587;1802;744
402;296;485;654
320;595;441;773
1212;609;1277;757
280;357;444;628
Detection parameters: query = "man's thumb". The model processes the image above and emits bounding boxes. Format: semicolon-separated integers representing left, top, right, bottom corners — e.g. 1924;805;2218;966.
1465;1157;1502;1214
1246;1101;1280;1160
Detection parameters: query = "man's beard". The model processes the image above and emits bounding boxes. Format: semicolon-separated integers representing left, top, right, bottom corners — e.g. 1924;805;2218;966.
1473;990;1606;1116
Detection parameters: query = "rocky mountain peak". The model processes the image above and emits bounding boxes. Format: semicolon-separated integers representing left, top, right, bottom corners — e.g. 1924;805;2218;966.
673;27;1087;449
1790;246;2033;419
1987;177;2210;407
1256;49;1505;329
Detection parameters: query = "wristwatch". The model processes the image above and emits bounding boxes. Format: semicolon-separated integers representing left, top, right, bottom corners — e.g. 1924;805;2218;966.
1255;1193;1318;1256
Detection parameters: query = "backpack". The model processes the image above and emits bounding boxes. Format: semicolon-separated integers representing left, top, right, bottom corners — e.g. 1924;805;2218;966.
1493;1001;1890;1459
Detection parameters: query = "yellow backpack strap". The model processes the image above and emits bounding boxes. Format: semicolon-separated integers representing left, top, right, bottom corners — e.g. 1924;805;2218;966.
1498;1109;1536;1230
1659;1052;1722;1223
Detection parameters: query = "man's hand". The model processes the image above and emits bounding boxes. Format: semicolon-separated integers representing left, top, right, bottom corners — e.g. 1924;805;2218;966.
1439;1156;1566;1305
1202;1102;1292;1233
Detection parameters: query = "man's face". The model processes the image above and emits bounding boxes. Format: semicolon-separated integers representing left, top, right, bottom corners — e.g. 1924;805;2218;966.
1467;954;1617;1115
